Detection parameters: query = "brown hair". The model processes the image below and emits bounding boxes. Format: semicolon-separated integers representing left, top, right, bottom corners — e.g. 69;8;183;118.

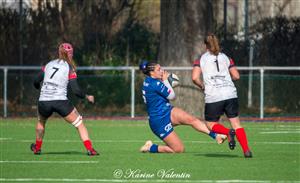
204;33;220;56
58;45;76;70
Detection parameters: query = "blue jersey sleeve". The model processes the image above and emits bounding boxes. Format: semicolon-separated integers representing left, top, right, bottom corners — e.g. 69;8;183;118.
153;80;170;98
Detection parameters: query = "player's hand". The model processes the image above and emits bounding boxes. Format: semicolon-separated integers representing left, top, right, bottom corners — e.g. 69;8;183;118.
200;83;205;90
162;70;169;81
86;95;94;104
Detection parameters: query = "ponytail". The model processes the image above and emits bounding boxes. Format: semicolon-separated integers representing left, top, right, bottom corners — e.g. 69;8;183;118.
204;33;220;56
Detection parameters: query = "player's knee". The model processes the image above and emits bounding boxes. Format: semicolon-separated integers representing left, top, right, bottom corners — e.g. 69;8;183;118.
36;127;44;133
36;121;45;129
173;146;185;153
72;115;83;128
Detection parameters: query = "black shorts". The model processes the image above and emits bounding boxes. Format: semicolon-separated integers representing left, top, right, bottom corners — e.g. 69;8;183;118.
38;100;74;118
205;98;239;122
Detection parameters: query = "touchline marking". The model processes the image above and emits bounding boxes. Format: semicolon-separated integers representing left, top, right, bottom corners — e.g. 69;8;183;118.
0;161;99;164
2;139;300;145
0;178;277;182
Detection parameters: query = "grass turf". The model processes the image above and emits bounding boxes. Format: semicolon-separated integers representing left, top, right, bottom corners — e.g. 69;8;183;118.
0;118;299;182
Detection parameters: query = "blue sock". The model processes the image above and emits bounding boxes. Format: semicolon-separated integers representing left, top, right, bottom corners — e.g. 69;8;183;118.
149;144;158;153
209;132;217;139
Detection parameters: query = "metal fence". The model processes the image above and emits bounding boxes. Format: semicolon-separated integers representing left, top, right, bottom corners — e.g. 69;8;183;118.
0;66;299;119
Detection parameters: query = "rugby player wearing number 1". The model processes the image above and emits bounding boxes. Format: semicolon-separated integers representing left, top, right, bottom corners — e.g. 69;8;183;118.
139;61;226;153
31;43;99;156
192;33;252;158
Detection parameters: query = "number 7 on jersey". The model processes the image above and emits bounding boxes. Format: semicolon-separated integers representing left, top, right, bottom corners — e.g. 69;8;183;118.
50;67;59;79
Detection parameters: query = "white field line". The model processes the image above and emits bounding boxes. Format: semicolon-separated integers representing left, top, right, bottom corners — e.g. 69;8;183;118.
260;131;300;134
0;178;283;183
0;138;12;140
0;161;99;164
252;128;300;130
278;125;300;127
258;142;300;145
233;125;300;130
0;139;299;145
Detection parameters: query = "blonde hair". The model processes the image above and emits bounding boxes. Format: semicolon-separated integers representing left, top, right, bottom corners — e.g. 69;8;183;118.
58;45;76;70
204;33;220;56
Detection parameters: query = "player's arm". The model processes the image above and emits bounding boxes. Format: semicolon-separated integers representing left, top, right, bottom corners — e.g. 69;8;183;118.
228;58;240;81
33;66;45;89
68;70;94;103
192;60;204;90
162;70;176;100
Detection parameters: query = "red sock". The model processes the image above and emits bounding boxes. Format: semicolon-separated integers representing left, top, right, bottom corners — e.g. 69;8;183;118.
83;140;93;151
236;128;250;153
35;139;43;151
212;124;230;135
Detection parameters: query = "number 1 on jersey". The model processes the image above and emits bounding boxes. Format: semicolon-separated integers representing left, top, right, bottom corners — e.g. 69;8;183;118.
50;67;59;79
215;60;220;72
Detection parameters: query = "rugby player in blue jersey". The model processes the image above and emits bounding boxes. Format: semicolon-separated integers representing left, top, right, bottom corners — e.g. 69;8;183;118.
139;61;226;153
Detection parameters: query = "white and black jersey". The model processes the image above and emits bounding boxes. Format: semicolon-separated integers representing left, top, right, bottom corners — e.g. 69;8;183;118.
193;51;237;103
34;59;86;100
38;59;78;101
33;59;86;118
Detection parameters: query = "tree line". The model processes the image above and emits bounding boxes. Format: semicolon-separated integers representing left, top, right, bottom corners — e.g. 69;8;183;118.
0;0;159;66
0;1;299;67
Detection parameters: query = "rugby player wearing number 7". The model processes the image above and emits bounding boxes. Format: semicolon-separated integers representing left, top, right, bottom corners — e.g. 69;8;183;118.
31;43;99;156
139;61;226;153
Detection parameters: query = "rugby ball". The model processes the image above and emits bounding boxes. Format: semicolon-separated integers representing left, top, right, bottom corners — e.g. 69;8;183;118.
168;73;180;88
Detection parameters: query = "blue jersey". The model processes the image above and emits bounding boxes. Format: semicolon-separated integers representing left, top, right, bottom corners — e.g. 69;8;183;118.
142;76;173;123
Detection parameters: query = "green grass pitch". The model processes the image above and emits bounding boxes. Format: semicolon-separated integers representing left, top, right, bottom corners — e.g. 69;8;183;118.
0;118;299;182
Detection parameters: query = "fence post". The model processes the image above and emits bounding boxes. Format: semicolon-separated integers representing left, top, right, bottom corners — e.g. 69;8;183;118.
247;39;255;108
4;68;8;118
260;68;264;119
131;68;135;118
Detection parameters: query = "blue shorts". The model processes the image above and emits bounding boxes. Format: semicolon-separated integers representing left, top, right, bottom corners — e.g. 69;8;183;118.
149;112;174;140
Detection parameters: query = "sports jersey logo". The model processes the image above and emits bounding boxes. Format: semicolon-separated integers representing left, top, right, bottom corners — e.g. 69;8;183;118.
160;133;165;137
143;82;149;87
210;75;225;79
164;123;172;132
